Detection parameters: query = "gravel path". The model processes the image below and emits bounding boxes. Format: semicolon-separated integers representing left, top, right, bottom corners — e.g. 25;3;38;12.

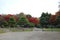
0;31;60;40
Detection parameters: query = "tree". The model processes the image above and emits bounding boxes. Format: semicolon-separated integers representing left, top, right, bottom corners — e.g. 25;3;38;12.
41;12;46;17
17;12;26;18
17;16;30;28
26;14;32;18
56;16;60;24
27;17;39;28
3;21;8;27
8;16;16;27
0;15;5;28
49;15;56;25
4;14;13;21
12;15;18;22
29;23;35;28
40;12;51;28
27;17;39;24
55;15;60;28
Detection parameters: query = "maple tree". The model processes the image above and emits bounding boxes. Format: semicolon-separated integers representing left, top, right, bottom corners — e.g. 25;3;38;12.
27;17;39;25
49;15;56;24
4;14;13;21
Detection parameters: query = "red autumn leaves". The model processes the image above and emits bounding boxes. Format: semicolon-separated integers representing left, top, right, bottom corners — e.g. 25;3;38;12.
2;14;39;25
4;14;18;22
49;15;56;23
27;17;39;25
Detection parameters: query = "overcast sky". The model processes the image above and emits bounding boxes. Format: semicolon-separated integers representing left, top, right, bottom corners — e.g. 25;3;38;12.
0;0;59;17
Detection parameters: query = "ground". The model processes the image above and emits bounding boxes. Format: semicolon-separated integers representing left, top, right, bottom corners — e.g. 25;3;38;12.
0;31;60;40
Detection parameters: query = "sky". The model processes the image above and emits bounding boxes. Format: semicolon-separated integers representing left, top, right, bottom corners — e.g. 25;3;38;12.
0;0;59;17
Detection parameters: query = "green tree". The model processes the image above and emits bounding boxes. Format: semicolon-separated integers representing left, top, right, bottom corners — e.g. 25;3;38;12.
3;21;8;27
41;12;46;17
17;12;26;18
56;16;60;24
55;16;60;28
40;12;51;28
29;23;35;28
26;14;32;18
0;16;5;28
8;16;16;27
17;16;30;27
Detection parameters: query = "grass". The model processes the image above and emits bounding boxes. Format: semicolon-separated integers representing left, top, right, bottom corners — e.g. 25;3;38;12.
0;27;60;33
0;28;33;33
11;29;23;32
23;28;33;32
11;28;33;32
0;30;5;34
11;29;32;32
43;28;60;32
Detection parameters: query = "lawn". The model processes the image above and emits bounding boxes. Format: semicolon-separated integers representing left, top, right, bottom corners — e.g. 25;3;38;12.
43;28;60;32
11;28;33;32
0;28;33;33
0;28;60;34
0;30;5;34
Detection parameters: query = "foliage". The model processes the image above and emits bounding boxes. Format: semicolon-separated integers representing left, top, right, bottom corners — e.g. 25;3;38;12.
29;23;35;28
17;16;30;27
3;21;8;27
49;15;56;25
27;17;39;25
0;11;60;28
8;16;16;27
56;16;60;24
26;14;32;18
40;12;51;28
